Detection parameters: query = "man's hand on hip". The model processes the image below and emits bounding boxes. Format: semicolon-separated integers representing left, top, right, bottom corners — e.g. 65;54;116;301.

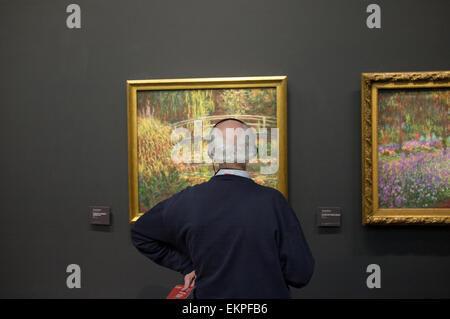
182;270;196;291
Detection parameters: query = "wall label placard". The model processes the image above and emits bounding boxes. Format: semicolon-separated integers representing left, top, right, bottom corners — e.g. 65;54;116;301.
316;207;342;227
89;206;111;225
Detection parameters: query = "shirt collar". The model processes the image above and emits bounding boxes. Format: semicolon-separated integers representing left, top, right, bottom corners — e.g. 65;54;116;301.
215;169;251;179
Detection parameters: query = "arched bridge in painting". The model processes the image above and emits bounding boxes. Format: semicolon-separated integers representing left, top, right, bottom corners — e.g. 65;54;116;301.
171;114;277;130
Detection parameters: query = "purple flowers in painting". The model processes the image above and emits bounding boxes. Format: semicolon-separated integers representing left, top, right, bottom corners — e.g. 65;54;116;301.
378;147;449;208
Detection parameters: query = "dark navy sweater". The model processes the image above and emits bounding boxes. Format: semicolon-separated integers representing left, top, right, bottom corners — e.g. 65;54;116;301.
131;174;315;298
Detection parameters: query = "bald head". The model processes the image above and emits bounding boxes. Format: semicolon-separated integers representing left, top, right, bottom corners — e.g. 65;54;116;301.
214;118;248;135
208;118;256;171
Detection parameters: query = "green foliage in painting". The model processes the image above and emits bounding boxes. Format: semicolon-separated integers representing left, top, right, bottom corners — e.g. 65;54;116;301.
137;88;276;122
138;116;189;212
378;89;449;150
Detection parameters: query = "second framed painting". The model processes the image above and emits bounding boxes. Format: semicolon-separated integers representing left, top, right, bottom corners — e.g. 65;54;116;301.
362;71;450;225
127;76;287;223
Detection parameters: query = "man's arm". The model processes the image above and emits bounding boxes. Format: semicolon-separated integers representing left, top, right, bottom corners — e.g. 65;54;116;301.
131;200;194;276
276;193;315;288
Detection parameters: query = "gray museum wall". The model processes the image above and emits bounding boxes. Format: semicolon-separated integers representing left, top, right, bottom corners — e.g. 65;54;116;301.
1;0;449;298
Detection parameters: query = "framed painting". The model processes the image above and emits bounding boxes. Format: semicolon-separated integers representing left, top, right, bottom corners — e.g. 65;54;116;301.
361;71;450;225
127;76;287;223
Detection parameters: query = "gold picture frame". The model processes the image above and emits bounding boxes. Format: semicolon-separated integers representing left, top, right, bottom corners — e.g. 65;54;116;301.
127;76;288;223
361;71;450;225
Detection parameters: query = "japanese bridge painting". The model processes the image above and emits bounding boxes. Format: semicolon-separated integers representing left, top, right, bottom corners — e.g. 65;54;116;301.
361;71;450;225
127;77;287;222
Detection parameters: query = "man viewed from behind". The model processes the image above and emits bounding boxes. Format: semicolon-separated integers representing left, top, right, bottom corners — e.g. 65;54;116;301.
131;118;314;298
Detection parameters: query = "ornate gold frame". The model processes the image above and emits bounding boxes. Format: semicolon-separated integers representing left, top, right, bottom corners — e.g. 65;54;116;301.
361;71;450;225
127;76;288;223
